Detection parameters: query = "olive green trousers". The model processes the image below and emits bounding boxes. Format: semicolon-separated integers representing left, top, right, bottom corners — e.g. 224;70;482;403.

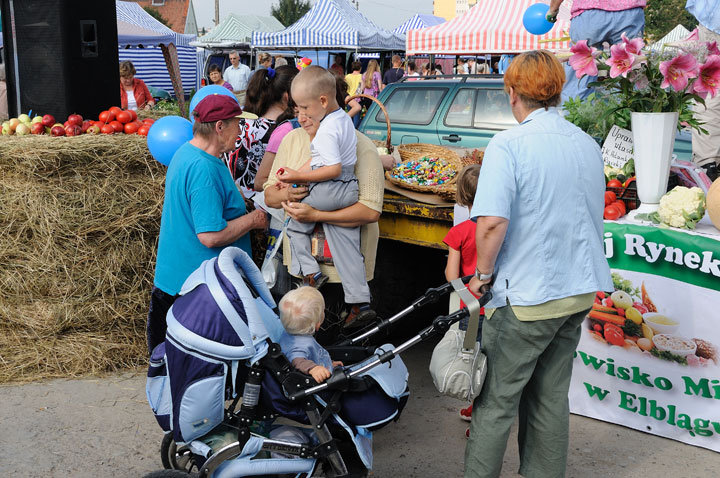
464;305;589;478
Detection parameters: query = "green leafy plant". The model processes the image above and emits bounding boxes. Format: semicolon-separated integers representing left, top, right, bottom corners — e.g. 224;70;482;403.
563;92;630;143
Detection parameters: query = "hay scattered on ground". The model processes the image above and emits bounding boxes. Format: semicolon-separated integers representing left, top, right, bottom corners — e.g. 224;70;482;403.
0;135;165;383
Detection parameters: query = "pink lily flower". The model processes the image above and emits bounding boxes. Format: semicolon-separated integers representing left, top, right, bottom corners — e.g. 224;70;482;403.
621;32;644;55
693;55;720;98
707;41;720;57
568;40;598;78
660;53;699;92
606;44;640;78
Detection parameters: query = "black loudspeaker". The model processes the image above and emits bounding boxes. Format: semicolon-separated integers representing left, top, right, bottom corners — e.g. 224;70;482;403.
1;0;119;120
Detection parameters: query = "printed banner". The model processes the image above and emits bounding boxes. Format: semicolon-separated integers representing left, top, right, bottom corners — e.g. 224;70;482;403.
569;222;720;452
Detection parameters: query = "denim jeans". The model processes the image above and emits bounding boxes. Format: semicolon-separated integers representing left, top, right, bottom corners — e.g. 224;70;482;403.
562;8;645;103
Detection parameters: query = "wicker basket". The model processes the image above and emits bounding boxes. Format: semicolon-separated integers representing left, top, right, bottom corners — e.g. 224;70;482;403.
385;148;463;194
347;94;393;154
398;143;462;163
436;185;457;202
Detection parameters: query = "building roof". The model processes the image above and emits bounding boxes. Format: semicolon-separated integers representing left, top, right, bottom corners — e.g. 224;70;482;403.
124;0;196;35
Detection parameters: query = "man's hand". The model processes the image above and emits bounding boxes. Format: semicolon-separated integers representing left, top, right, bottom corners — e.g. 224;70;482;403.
467;275;492;297
332;360;344;368
281;201;318;223
546;0;562;22
309;365;331;383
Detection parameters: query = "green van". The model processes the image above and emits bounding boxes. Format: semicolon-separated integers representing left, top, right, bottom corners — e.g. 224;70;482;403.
359;74;692;160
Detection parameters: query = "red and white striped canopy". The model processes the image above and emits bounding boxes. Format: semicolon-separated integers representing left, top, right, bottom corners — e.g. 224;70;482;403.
406;0;571;55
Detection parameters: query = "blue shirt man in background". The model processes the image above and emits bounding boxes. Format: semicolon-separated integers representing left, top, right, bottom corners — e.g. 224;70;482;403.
147;95;268;354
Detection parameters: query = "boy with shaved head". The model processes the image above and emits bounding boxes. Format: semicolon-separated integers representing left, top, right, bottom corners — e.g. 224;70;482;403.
277;66;375;326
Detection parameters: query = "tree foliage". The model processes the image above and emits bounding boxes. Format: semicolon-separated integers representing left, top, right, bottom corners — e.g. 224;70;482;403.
271;0;311;27
645;0;698;42
143;6;171;28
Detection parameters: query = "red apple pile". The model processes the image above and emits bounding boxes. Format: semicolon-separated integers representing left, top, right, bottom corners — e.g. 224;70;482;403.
1;106;155;138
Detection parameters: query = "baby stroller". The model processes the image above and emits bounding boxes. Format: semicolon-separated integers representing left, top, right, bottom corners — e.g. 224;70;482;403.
144;247;489;478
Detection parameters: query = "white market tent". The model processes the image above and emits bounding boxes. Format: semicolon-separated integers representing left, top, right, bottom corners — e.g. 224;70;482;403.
252;0;404;51
650;24;691;52
194;14;284;48
406;0;571;55
393;14;446;35
116;1;199;95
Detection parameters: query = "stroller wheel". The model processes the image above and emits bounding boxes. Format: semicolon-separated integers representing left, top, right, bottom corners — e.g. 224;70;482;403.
161;433;204;473
142;471;199;478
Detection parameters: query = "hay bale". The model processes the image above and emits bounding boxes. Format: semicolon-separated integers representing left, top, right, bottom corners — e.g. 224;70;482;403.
0;135;165;383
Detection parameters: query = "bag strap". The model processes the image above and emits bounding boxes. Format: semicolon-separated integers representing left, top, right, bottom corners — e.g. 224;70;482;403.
451;279;481;351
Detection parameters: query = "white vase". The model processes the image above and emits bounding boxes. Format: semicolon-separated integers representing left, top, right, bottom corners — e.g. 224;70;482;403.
630;111;678;215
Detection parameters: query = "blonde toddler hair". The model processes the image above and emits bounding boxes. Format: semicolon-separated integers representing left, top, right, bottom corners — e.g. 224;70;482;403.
279;286;325;335
292;65;338;99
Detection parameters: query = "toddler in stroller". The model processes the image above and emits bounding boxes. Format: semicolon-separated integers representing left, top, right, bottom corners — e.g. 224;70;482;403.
144;246;487;477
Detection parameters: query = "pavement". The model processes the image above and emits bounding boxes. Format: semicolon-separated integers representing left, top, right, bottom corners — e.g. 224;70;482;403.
1;339;718;477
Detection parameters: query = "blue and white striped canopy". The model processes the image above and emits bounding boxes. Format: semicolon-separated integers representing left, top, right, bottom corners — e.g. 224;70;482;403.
393;14;445;35
252;0;404;51
117;1;195;47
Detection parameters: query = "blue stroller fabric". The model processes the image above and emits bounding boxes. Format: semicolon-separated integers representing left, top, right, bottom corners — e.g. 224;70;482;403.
146;246;409;475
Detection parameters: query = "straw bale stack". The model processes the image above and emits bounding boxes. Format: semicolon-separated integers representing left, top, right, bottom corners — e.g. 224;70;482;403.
0;135;165;382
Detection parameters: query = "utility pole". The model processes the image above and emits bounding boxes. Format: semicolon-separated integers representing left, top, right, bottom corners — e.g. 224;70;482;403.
214;0;220;25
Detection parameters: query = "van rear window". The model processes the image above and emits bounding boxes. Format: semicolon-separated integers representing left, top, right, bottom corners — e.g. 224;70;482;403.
376;87;447;125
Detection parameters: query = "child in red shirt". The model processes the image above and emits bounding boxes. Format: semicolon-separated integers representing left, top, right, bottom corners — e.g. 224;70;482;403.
442;164;483;432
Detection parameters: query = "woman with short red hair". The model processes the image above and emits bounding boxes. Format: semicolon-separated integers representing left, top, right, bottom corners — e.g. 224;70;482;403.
464;50;612;477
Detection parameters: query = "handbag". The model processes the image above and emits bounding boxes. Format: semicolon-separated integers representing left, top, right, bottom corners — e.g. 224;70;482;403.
429;278;487;402
253;192;287;288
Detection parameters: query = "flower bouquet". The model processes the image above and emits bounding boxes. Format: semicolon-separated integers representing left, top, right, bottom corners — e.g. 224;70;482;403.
567;33;720;131
566;33;720;214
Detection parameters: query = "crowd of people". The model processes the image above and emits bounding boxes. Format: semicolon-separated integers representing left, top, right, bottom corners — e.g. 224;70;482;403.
138;2;720;475
145;47;614;477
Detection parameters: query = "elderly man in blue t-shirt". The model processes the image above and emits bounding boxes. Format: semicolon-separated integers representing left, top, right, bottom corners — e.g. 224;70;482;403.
147;95;268;354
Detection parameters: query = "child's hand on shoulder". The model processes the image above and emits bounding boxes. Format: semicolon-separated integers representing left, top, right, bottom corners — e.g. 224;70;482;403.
309;365;331;383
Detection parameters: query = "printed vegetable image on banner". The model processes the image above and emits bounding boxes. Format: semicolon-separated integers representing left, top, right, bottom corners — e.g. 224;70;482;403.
569;222;720;452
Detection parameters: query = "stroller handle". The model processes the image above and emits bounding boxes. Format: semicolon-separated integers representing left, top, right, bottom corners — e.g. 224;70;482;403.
290;282;492;400
338;274;477;346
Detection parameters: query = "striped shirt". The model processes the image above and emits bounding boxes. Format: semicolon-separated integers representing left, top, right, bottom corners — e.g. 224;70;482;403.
572;0;646;18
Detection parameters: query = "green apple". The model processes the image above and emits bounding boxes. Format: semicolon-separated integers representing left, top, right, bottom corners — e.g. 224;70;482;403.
15;123;31;135
31;116;44;124
2;123;13;135
18;113;31;124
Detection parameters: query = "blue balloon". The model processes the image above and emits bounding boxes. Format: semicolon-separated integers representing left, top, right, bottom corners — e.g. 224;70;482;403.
523;3;553;35
147;115;193;166
188;85;238;124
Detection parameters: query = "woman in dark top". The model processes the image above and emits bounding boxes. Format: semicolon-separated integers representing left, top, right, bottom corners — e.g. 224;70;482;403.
224;65;298;189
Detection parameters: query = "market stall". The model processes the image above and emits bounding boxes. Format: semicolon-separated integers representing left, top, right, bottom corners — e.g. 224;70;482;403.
251;0;404;51
194;14;284;48
393;14;446;36
116;0;198;103
405;0;570;55
570;220;720;453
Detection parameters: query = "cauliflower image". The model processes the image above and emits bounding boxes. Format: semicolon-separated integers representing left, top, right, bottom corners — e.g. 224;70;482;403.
657;186;706;229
